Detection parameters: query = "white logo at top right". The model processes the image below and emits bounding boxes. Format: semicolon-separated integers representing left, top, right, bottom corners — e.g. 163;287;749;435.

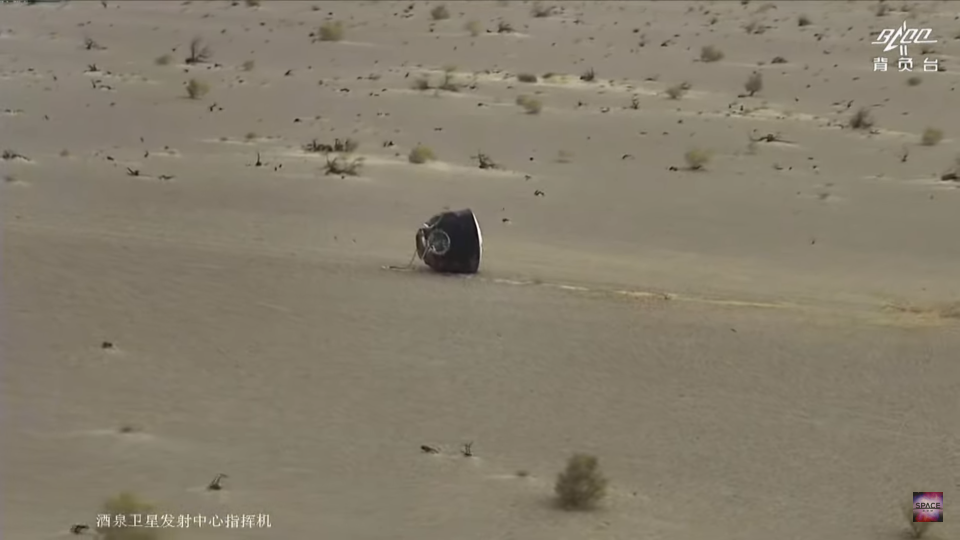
871;21;939;73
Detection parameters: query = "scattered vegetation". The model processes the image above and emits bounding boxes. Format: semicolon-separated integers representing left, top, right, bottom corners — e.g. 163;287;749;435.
700;45;724;62
464;20;482;37
430;4;450;20
155;54;173;66
316;21;345;42
241;59;255;71
185;78;210;99
185;37;212;64
324;155;364;176
744;20;767;35
921;127;943;146
848;106;875;130
554;453;608;511
84;37;105;51
245;131;258;141
579;68;596;82
665;81;691;99
628;95;640;109
797;14;812;26
2;149;27;161
684;148;712;170
531;2;555;17
941;154;960;182
408;145;437;164
97;492;160;540
303;137;359;154
245;0;261;6
517;72;538;83
744;71;763;96
497;21;514;33
516;94;543;114
472;151;501;169
907;75;923;86
412;76;432;91
438;65;461;92
876;2;891;17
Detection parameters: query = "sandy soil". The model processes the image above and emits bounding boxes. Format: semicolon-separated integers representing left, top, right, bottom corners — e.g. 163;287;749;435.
2;1;959;539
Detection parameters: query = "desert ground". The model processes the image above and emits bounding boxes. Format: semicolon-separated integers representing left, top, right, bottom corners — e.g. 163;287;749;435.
2;1;959;539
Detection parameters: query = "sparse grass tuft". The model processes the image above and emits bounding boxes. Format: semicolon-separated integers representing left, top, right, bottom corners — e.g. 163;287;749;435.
554;453;608;511
921;127;943;146
907;75;922;86
531;2;555;17
797;14;812;26
516;94;542;114
684;148;712;170
665;81;691;99
408;144;437;164
438;65;461;92
700;45;724;62
430;4;450;21
497;21;514;33
317;21;345;42
744;71;763;96
324;155;364;176
185;37;212;65
412;76;432;91
97;492;160;540
241;59;255;71
245;131;258;141
473;151;501;169
849;106;875;130
464;20;482;37
517;72;538;83
185;78;210;99
155;54;173;66
579;68;596;82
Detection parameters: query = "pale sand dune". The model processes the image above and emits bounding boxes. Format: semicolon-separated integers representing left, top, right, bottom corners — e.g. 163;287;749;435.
2;1;959;539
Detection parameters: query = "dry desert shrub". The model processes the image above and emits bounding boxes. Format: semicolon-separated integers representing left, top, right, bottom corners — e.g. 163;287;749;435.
907;75;922;86
185;78;210;99
517;72;538;83
408;144;436;164
684;148;712;170
241;59;255;71
412;76;432;91
921;127;943;146
700;45;724;62
554;453;608;510
579;67;596;82
497;20;514;33
665;81;691;99
516;94;542;114
744;71;763;96
154;53;173;66
464;20;481;37
531;2;555;17
185;37;212;64
324;155;363;176
797;14;812;26
430;4;450;20
743;20;766;34
849;107;875;130
318;21;345;42
97;492;161;540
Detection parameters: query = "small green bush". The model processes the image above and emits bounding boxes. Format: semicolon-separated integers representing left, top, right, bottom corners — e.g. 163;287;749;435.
408;145;436;164
555;453;607;510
